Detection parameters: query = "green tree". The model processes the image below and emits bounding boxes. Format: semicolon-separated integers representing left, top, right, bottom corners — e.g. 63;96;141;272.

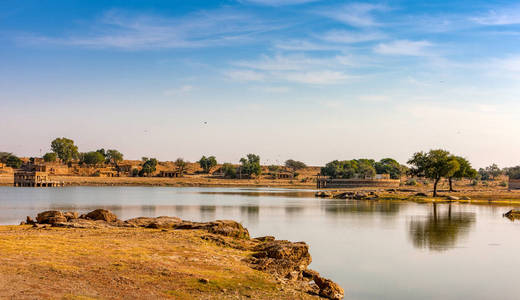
358;160;376;178
321;159;376;179
43;152;57;162
140;158;158;177
5;154;22;169
50;137;79;163
239;154;261;177
199;155;217;173
285;159;307;173
82;151;105;166
175;158;188;176
96;148;107;158
106;149;124;165
222;163;237;178
505;166;520;180
0;152;12;163
375;158;404;179
408;149;460;197
478;164;503;180
448;156;477;192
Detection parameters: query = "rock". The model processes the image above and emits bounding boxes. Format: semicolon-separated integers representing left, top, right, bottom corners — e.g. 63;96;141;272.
315;191;332;198
198;278;209;284
250;240;311;278
314;275;345;300
354;192;368;200
84;209;118;222
460;196;471;200
36;211;67;224
447;196;460;200
504;210;520;219
415;192;428;197
253;236;275;242
333;192;354;199
26;216;36;225
63;211;79;220
302;268;320;279
124;216;181;228
206;220;250;239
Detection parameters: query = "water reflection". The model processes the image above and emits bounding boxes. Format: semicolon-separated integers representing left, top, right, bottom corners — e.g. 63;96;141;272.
198;190;315;198
322;200;401;216
408;204;475;251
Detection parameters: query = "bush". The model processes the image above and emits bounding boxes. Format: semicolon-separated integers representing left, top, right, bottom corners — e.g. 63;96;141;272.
222;163;236;178
499;181;508;187
471;179;478;186
405;178;418;186
132;168;139;177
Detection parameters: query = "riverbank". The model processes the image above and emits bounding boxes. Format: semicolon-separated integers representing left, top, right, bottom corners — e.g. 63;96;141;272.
0;210;343;300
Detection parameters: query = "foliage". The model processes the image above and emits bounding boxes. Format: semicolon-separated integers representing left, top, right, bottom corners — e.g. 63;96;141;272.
450;156;477;179
374;158;404;179
43;152;57;162
505;166;520;180
82;151;105;165
478;164;503;180
106;149;124;165
499;181;508;187
321;159;376;179
199;156;217;173
239;154;261;176
0;152;11;162
50;137;79;162
140;158;158;176
175;158;187;175
284;159;307;172
5;154;22;169
222;163;237;178
131;168;139;177
405;178;418;186
408;149;460;197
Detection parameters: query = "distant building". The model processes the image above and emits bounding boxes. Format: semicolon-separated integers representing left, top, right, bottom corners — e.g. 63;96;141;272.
14;170;63;187
159;170;181;178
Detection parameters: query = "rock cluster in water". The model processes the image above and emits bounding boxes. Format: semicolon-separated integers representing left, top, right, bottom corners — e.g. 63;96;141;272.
22;209;344;299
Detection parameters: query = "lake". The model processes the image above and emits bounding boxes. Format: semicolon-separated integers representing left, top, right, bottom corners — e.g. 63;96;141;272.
1;186;519;300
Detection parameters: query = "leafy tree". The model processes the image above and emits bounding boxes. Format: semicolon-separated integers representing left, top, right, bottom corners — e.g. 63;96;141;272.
478;164;503;180
375;158;403;179
321;159;376;179
43;152;57;162
358;160;376;178
50;137;79;163
448;156;477;192
199;155;217;173
0;152;11;162
4;154;22;169
505;166;520;180
106;149;124;165
222;163;237;178
408;149;460;197
285;159;307;173
175;158;188;176
82;151;105;166
96;148;106;158
239;154;261;177
140;158;158;177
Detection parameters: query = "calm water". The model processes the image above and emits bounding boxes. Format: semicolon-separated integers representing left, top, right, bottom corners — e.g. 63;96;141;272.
1;186;519;300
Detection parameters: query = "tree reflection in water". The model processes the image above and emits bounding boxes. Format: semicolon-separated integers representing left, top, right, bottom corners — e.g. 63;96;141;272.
409;203;475;251
323;200;401;216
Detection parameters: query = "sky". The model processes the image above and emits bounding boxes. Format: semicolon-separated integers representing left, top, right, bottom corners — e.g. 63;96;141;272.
1;0;520;168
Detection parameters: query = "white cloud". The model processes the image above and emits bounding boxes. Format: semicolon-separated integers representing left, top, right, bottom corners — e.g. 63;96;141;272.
320;30;385;43
274;39;341;51
472;6;520;25
21;9;280;50
163;85;194;96
374;40;432;56
318;3;388;27
283;71;349;84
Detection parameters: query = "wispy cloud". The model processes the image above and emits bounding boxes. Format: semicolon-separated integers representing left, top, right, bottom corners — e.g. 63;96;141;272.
20;9;281;50
471;6;520;25
224;69;266;81
318;3;388;27
374;40;433;56
226;53;352;84
320;29;385;43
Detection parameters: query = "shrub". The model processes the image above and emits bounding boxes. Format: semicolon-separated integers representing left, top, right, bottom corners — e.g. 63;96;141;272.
499;181;508;187
132;168;139;177
405;178;418;186
471;179;478;186
222;163;236;178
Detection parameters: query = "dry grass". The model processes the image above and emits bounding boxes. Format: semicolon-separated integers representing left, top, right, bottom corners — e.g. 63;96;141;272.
0;226;316;300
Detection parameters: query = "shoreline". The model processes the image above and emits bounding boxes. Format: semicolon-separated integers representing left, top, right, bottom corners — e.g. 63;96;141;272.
0;209;344;299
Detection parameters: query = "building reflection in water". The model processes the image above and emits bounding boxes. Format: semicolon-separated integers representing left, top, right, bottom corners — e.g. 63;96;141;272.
408;203;475;251
322;199;401;216
240;205;259;224
200;205;217;220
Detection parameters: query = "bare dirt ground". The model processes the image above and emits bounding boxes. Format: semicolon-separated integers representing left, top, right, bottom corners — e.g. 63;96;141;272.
0;226;317;300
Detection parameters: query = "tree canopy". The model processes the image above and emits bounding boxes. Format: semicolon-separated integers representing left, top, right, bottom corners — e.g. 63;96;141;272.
106;149;124;165
82;151;105;166
505;166;520;180
51;137;79;163
222;163;237;178
374;158;404;179
2;154;22;169
321;159;377;179
199;156;217;173
478;164;503;180
285;159;307;172
175;158;187;176
239;154;261;176
408;149;460;197
43;152;57;162
448;156;477;191
140;158;158;176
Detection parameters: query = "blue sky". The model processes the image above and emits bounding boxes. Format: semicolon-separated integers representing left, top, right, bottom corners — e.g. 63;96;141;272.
1;0;520;167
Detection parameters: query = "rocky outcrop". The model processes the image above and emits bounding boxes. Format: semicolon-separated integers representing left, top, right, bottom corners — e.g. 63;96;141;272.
36;211;67;224
84;209;118;222
315;191;332;198
23;209;343;299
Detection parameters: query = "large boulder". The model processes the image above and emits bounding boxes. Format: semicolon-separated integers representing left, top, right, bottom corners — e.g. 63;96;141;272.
63;211;79;220
124;216;182;228
83;209;118;222
314;275;345;300
206;220;250;239
36;211;67;224
250;240;311;278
